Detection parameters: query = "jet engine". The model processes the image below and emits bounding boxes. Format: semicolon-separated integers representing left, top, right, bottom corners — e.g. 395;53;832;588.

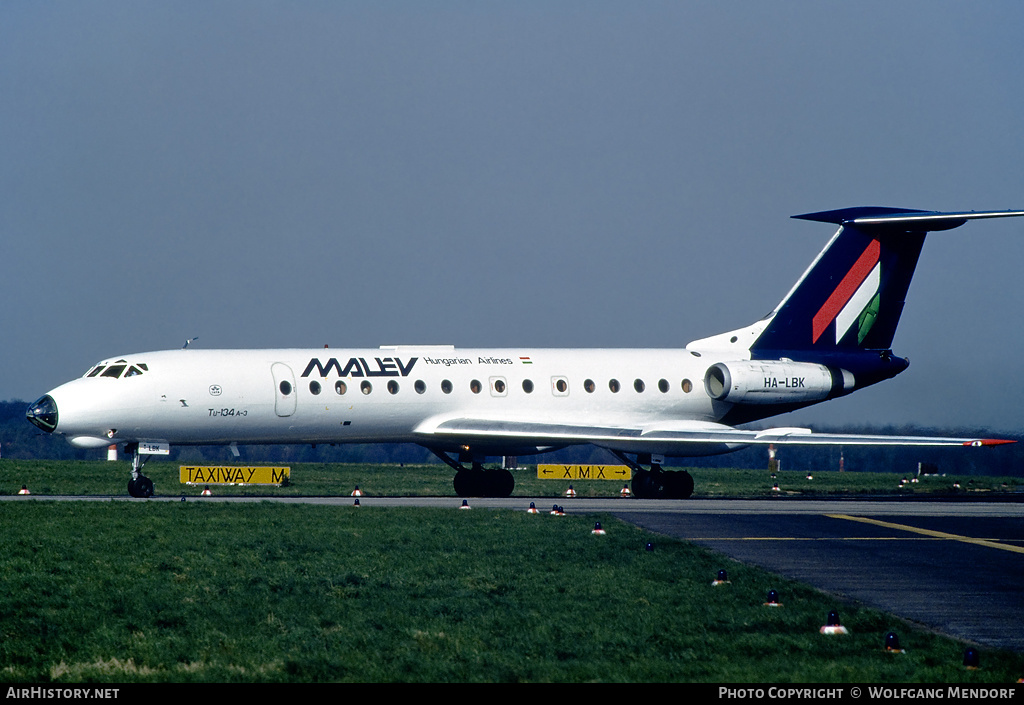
704;361;854;405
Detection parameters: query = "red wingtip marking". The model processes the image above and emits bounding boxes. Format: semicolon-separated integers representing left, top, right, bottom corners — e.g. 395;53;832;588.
963;439;1016;447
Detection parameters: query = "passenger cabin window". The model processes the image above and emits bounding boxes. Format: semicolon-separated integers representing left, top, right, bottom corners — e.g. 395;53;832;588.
387;380;399;395
634;379;645;393
609;379;621;393
658;379;669;393
470;380;482;394
522;379;534;394
682;379;693;393
335;381;347;395
360;381;372;395
309;381;322;395
584;379;595;393
441;380;453;394
551;377;569;396
415;380;426;394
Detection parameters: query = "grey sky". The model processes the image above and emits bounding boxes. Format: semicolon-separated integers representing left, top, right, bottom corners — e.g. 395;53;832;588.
3;2;1023;432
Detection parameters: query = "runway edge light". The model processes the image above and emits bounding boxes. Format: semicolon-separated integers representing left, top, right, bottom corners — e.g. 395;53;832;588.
820;610;849;635
963;648;980;669
591;522;606;535
884;632;904;653
763;589;782;607
712;570;730;586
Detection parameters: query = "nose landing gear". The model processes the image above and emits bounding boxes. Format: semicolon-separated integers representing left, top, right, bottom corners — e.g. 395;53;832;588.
125;444;155;498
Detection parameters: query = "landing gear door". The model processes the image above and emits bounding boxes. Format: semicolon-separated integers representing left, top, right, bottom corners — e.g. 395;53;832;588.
271;363;296;417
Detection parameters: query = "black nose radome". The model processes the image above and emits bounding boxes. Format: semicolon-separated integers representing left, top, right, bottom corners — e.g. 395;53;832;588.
26;395;58;433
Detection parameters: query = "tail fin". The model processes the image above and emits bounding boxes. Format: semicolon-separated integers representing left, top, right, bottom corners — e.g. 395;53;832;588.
686;207;1024;357
750;207;1023;354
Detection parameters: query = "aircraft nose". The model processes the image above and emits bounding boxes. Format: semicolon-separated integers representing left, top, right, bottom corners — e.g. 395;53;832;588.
26;395;59;433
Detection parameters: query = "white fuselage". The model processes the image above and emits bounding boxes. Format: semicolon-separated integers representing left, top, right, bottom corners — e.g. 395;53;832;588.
46;346;728;452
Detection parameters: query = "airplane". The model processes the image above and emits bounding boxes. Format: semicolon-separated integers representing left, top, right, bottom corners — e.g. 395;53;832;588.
26;206;1024;499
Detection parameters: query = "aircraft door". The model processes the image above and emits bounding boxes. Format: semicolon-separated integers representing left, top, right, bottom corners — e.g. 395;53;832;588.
271;363;297;417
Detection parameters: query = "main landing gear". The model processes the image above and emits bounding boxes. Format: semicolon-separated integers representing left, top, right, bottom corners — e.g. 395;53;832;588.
427;448;515;498
609;451;694;499
125;444;155;498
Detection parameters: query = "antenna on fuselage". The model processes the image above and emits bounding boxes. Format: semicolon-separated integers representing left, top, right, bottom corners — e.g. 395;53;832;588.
182;337;199;349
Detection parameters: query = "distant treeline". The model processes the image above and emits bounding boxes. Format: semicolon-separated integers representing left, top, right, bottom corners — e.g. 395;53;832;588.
3;399;1021;475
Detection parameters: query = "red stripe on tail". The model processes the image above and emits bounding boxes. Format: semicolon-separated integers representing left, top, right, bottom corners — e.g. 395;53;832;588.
811;239;881;344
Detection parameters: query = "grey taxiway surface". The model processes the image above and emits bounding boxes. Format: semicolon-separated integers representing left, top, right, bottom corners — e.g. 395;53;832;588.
9;495;1024;652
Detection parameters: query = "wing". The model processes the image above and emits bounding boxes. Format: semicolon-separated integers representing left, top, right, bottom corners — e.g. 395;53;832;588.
417;417;1013;457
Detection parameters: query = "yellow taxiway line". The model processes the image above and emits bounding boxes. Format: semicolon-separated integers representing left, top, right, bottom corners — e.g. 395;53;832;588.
826;514;1024;555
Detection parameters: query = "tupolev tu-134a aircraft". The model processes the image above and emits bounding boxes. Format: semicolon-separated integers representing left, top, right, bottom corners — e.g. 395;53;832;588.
27;207;1024;499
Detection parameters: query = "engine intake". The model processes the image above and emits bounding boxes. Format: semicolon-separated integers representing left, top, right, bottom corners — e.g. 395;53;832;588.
704;361;854;405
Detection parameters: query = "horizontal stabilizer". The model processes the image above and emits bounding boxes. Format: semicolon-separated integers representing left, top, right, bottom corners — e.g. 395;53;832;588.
793;207;1024;232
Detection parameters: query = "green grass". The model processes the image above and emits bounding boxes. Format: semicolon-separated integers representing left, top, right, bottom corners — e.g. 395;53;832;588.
2;459;1021;498
1;502;1021;683
2;460;1021;682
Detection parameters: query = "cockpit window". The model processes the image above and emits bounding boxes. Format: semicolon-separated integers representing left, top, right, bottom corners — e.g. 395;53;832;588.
87;360;148;379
